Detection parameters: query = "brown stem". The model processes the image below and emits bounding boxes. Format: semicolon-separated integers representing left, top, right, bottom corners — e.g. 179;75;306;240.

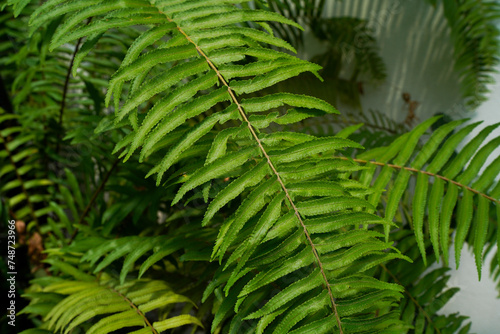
110;286;158;334
342;157;499;205
58;39;83;129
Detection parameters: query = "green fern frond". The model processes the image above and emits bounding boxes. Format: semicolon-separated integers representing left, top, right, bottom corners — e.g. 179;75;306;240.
76;224;215;283
21;275;202;334
10;0;498;332
27;1;415;332
348;117;499;278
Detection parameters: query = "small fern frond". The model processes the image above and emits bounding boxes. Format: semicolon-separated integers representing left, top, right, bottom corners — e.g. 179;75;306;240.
24;1;485;332
77;224;215;284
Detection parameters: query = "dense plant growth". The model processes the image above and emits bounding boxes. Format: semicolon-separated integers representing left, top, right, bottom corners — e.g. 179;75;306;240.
1;0;500;333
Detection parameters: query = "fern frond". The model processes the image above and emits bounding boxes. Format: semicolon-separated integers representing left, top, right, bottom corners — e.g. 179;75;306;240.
21;274;202;334
77;223;215;284
25;1;497;332
348;117;500;278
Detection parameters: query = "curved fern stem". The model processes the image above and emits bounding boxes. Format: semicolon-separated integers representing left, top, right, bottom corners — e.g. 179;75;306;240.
344;157;500;205
110;286;158;334
158;7;343;332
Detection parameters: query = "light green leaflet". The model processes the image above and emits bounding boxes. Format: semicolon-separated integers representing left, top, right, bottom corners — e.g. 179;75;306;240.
203;160;269;226
215;177;281;261
140;87;230;161
315;230;385;254
306;212;392;234
114;59;208;122
52;15;166;50
272;290;331;334
412;172;429;265
173;146;259;205
428;177;445;261
473;196;489;280
29;0;102;33
238;247;316;300
106;44;197;108
227;193;285;273
157;0;250;15
454;190;473;268
179;9;304;31
288;181;345;198
242;93;338;114
270;137;361;164
231;63;322;94
297;196;374;217
440;183;458;266
247;268;324;319
149;106;239;185
205;125;248;165
50;0;152;50
191;27;296;53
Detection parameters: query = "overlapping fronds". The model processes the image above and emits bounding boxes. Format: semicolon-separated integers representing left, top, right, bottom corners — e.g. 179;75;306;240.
4;0;499;333
20;273;202;334
75;227;215;284
383;231;472;334
348;116;500;278
23;0;415;332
